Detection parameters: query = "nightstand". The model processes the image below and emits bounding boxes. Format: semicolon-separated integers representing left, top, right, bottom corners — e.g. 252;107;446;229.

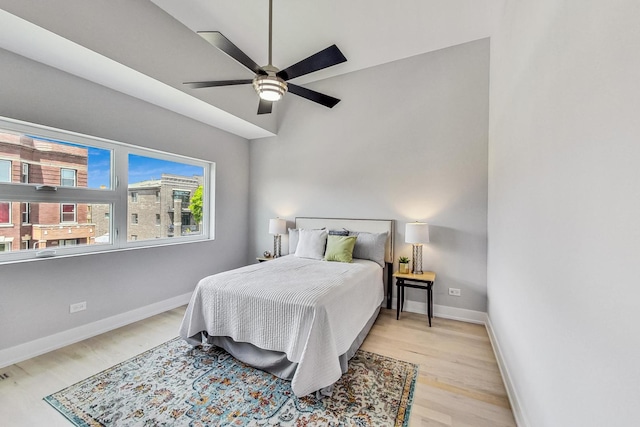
393;271;437;327
256;256;274;262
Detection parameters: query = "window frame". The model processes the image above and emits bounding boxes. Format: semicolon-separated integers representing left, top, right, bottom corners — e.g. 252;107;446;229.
0;201;11;225
0;159;10;182
21;202;30;224
60;168;77;187
0;116;213;263
60;203;77;223
21;163;29;183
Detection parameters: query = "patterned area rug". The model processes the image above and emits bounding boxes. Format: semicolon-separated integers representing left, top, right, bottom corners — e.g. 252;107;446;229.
45;337;417;426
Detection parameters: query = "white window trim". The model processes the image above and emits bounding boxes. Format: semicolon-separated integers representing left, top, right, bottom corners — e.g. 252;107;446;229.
21;162;29;183
0;201;12;225
0;116;213;264
60;203;77;224
0;240;12;252
22;202;30;224
60;168;77;187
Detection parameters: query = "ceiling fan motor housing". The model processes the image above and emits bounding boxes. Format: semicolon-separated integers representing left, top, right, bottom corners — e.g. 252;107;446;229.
253;66;288;101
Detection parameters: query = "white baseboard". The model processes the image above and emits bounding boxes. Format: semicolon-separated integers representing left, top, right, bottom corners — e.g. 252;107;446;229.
395;300;527;426
485;316;529;427
0;292;192;369
391;298;487;324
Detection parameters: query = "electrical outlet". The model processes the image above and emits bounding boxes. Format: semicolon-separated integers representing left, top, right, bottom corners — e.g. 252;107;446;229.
70;301;87;313
448;288;461;297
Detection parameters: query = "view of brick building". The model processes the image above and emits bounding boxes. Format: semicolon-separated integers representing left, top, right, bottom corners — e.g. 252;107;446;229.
90;174;202;242
128;174;202;241
0;132;94;252
1;133;203;252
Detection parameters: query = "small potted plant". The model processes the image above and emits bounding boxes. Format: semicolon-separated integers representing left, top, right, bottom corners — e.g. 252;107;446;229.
398;256;410;274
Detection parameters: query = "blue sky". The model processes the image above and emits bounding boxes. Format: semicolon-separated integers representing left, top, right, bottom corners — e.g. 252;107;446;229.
127;154;203;186
89;152;203;188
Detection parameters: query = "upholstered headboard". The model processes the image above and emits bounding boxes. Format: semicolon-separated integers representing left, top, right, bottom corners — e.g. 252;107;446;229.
295;217;395;264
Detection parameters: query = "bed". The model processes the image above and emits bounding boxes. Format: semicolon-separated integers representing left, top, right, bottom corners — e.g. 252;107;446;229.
179;217;394;397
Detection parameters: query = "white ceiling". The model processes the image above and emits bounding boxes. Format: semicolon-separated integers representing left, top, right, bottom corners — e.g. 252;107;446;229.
0;0;504;139
151;0;505;84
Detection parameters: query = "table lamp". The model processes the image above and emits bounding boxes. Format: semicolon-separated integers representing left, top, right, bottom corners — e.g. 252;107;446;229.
405;222;430;274
268;218;287;258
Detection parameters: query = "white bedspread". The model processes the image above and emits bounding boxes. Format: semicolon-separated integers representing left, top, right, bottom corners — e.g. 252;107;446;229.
179;255;383;397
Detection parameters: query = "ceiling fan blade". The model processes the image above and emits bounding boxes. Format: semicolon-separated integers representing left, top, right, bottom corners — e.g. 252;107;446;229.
183;79;253;89
277;45;347;81
287;84;341;108
257;99;273;115
197;31;265;75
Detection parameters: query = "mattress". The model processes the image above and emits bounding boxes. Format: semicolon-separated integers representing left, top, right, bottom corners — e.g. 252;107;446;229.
179;254;383;397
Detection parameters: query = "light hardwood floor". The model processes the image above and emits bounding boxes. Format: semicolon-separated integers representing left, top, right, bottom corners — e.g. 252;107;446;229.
0;307;516;426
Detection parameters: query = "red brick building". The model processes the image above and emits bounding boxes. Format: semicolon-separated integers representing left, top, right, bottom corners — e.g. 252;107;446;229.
0;132;95;252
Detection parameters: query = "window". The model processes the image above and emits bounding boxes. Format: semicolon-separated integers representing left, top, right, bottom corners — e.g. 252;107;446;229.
0;159;10;182
20;163;29;184
61;204;77;223
0;117;211;262
61;168;77;187
0;242;10;252
21;202;30;224
173;190;190;205
181;212;191;226
128;154;205;242
0;202;10;224
21;163;29;183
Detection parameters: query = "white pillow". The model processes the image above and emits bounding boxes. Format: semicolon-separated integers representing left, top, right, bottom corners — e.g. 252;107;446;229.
288;228;299;254
294;229;328;260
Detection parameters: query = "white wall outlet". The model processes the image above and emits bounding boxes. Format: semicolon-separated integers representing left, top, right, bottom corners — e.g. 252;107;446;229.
448;288;461;297
70;301;87;313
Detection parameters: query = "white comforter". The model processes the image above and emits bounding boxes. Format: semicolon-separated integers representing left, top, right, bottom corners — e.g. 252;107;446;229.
179;255;383;397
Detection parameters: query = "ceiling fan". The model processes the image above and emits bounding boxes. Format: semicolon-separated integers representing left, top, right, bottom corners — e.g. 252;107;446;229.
183;0;347;115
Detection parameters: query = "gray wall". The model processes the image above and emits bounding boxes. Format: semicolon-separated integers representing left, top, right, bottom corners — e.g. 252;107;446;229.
249;39;489;312
488;1;640;425
0;48;250;350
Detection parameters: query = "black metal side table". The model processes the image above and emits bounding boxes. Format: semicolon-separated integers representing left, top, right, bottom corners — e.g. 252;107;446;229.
393;271;437;327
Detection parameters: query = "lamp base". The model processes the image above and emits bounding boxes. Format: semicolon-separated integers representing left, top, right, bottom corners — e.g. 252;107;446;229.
412;244;423;275
273;235;282;258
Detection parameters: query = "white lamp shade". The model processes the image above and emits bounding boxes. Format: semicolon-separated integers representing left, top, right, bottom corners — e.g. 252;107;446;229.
405;222;430;244
268;218;287;235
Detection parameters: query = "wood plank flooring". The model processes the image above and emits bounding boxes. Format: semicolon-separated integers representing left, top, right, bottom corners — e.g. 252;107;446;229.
362;310;516;426
0;307;516;426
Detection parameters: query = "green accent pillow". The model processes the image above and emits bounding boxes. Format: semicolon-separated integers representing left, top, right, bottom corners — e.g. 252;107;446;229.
324;235;358;263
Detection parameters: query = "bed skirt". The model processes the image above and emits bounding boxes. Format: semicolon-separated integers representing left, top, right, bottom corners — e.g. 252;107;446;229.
200;306;380;397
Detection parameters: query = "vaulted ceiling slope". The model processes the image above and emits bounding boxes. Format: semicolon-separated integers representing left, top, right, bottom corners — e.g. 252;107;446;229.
0;0;504;140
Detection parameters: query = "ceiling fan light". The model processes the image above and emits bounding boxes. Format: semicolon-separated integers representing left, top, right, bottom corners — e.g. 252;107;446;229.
253;75;288;102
